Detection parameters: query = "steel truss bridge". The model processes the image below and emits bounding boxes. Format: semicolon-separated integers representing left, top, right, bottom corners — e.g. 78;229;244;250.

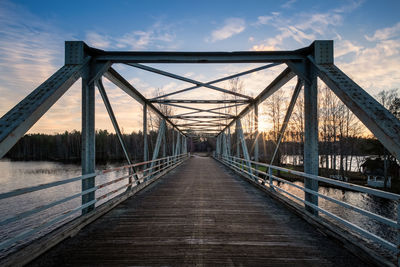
0;40;400;266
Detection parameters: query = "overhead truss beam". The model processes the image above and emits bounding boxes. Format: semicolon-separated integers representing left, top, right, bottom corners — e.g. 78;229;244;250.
219;67;296;135
152;63;281;99
128;63;252;99
151;99;250;104
103;68;186;136
94;50;308;63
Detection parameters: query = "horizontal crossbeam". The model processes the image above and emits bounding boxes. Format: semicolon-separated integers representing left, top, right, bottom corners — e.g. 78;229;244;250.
93;50;308;63
127;63;252;99
161;102;231;117
151;99;250;104
152;63;281;99
103;68;185;136
219;67;295;135
170;115;234;119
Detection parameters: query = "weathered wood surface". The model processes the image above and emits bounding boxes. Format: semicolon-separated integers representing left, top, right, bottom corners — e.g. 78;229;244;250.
29;156;366;266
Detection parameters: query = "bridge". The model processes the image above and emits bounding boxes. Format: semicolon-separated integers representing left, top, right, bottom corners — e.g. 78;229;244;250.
0;40;399;266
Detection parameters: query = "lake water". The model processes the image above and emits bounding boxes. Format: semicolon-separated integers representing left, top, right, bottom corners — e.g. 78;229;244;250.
281;154;370;172
0;159;131;258
0;158;397;260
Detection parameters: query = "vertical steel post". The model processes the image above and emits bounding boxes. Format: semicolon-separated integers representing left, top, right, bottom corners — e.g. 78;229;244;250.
397;202;400;266
254;103;259;162
148;120;166;179
236;121;240;157
182;136;185;154
81;65;95;214
227;127;231;156
162;126;166;158
221;132;226;157
143;103;148;163
237;119;253;177
184;136;187;153
175;132;181;157
172;130;175;156
304;62;319;215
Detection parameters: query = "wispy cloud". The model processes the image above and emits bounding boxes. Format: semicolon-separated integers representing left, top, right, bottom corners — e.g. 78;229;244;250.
365;22;400;42
281;0;297;9
86;21;176;50
207;18;245;42
339;22;400;91
252;10;343;51
335;40;362;58
0;0;71;131
86;32;111;49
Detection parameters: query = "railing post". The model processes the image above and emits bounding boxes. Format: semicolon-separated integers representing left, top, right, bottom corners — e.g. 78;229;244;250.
304;61;319;215
227;127;231;156
143;103;148;172
236;122;240;157
81;63;96;214
268;167;273;189
397;201;400;266
254;103;259;162
148;120;166;179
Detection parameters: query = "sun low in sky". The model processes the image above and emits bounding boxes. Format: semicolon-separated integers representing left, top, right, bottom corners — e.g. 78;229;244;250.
0;0;399;134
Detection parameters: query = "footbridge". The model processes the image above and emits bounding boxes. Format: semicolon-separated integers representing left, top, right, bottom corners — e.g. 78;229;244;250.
0;41;400;266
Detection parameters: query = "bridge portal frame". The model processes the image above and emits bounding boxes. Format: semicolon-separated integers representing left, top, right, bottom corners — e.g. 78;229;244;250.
0;40;399;216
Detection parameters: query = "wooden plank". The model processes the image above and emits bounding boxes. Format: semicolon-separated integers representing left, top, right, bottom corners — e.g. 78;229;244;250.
0;160;187;267
27;156;366;266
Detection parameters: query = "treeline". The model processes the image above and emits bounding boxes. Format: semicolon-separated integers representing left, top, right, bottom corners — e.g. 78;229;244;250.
5;129;174;162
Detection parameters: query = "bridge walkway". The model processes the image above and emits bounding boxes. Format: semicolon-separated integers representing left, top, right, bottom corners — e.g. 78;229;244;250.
29;156;365;266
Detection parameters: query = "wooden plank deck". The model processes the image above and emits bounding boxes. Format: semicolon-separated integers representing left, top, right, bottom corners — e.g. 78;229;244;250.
28;156;366;266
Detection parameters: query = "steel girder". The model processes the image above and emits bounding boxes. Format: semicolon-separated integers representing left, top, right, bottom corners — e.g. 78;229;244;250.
93;50;308;63
0;61;90;158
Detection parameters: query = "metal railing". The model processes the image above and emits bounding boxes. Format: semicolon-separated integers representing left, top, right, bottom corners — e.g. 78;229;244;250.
215;154;400;260
0;153;189;254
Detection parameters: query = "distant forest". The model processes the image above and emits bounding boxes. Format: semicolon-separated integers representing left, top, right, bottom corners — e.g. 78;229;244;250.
5;130;165;162
5;129;384;162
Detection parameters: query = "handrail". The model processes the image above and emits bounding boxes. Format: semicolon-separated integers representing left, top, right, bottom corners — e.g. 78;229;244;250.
215;154;400;256
229;154;400;200
0;153;190;254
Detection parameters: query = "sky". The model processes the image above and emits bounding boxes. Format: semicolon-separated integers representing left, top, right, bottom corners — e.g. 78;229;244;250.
0;0;399;134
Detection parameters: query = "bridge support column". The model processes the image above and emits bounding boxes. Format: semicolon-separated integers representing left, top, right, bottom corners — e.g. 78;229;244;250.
172;130;175;155
175;132;181;157
81;64;96;214
149;120;166;179
236;122;240;157
143;103;148;163
221;132;226;157
304;63;319;215
254;103;259;162
227;127;231;156
236;119;253;178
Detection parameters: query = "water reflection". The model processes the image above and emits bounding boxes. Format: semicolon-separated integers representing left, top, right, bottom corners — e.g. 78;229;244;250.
0;159;130;258
0;159;397;259
273;179;397;247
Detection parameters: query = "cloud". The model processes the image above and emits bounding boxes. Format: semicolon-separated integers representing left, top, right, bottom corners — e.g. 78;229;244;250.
337;38;400;92
281;0;297;9
255;14;277;26
0;1;71;132
365;22;400;42
335;40;362;58
86;21;176;51
251;5;346;51
208;18;245;42
86;32;111;49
